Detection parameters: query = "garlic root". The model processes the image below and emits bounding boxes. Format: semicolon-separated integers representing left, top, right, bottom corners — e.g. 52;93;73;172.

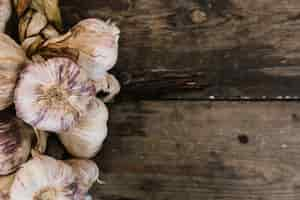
59;98;108;158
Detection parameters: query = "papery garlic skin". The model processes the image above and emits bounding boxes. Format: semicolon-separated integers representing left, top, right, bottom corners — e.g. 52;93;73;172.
42;18;120;80
0;33;27;110
10;153;82;200
0;113;33;175
14;57;96;133
94;73;121;102
0;174;14;200
0;0;11;33
66;159;99;192
59;99;108;158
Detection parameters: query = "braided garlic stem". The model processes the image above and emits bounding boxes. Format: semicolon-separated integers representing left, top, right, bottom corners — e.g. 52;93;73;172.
14;0;62;57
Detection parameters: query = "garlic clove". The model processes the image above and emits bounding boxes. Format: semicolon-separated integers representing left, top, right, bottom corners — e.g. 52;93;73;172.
0;174;15;200
0;33;27;110
10;153;84;200
0;112;33;175
59;98;108;158
42;18;120;80
0;0;12;33
93;73;121;102
65;159;99;192
14;57;96;133
26;11;47;38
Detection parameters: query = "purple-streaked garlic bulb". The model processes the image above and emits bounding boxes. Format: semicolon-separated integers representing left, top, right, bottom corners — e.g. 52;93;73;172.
0;112;33;175
42;18;120;80
0;33;27;110
10;153;85;200
0;0;11;33
59;98;108;158
65;159;99;194
14;57;96;133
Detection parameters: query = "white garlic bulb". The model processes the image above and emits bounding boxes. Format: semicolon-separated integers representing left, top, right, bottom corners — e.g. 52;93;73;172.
0;112;33;175
0;0;11;33
14;57;96;133
59;98;108;158
65;159;99;193
42;18;120;80
0;174;14;200
10;153;85;200
0;33;27;110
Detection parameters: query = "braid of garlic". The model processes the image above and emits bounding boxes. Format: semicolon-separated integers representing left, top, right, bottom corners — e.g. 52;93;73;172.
14;0;61;57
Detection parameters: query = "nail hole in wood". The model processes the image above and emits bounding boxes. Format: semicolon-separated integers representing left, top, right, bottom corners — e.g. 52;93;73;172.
238;134;249;144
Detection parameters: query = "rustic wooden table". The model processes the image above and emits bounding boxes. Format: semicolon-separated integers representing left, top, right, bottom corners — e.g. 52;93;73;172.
58;0;300;199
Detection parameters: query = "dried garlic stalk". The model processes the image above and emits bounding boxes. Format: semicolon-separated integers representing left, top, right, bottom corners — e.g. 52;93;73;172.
14;57;96;133
14;0;62;56
59;98;108;158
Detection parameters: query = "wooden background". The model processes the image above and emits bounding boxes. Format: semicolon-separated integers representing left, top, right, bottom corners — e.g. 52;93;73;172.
58;0;300;199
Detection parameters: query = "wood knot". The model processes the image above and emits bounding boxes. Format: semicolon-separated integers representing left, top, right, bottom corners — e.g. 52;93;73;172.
190;10;207;24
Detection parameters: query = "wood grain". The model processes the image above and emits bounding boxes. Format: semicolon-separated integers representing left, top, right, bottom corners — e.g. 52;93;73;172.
60;0;300;99
86;101;300;199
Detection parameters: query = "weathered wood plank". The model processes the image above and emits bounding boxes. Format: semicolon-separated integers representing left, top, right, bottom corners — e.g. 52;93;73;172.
60;0;300;99
90;101;300;200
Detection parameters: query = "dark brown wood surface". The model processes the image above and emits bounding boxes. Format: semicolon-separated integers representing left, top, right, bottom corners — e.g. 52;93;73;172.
85;101;300;200
56;1;300;199
60;0;300;99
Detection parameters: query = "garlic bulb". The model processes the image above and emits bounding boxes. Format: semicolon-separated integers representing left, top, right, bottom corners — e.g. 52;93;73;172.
59;98;108;158
42;18;120;80
10;153;84;200
0;0;11;33
0;33;27;110
0;174;14;200
14;57;96;133
0;112;33;175
65;159;99;193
